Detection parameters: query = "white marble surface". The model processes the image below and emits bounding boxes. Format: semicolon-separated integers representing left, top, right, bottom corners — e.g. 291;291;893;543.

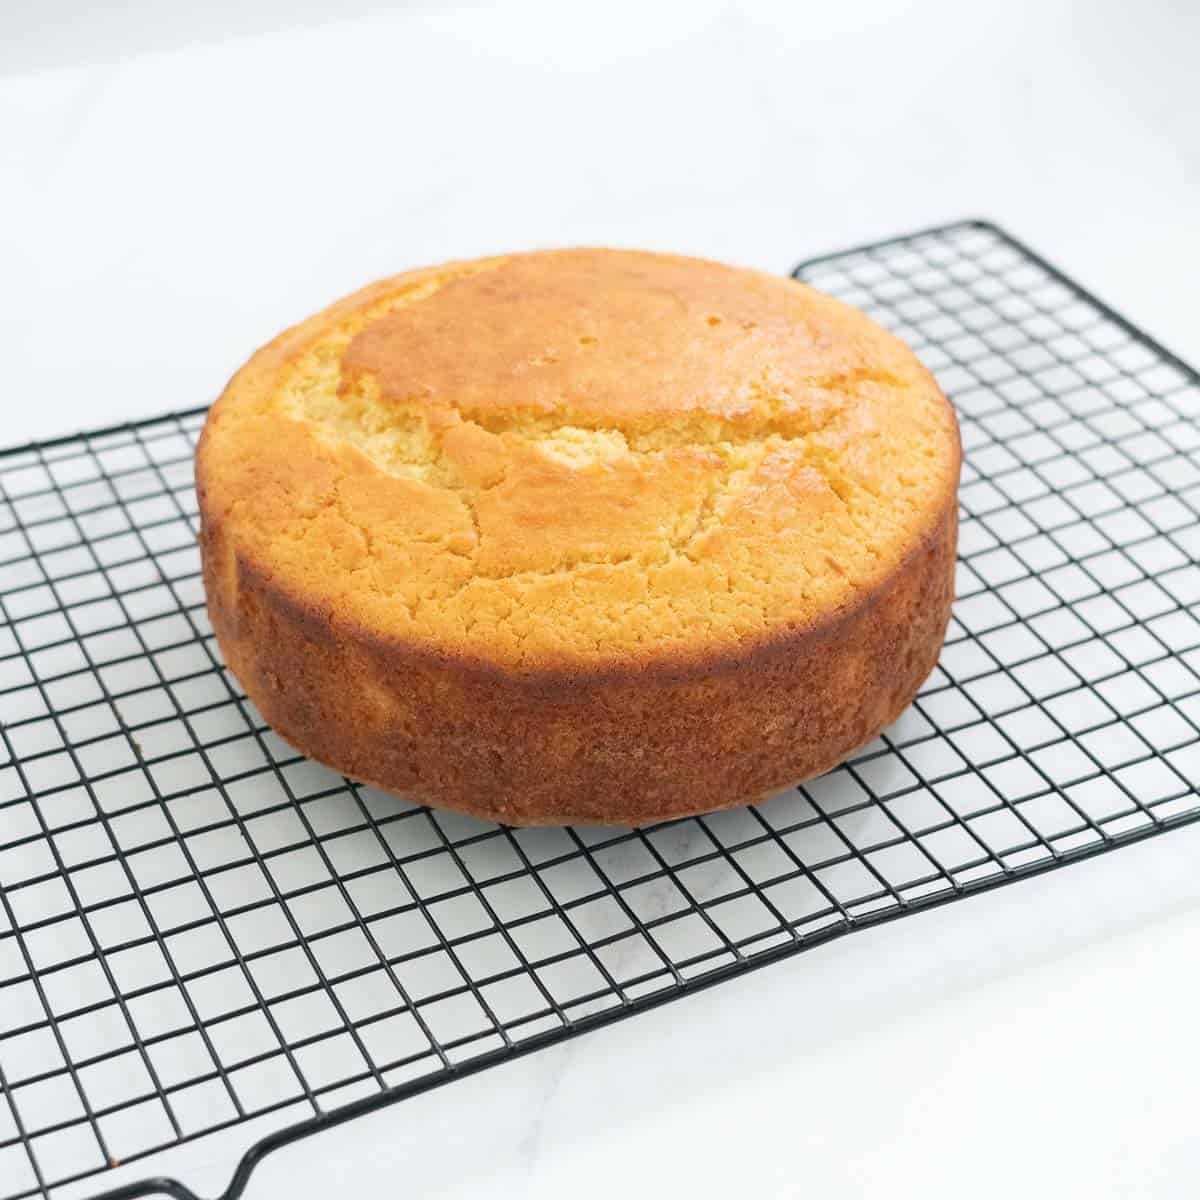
3;1;1199;1197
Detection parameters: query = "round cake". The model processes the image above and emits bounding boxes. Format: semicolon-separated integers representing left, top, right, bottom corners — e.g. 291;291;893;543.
197;249;960;826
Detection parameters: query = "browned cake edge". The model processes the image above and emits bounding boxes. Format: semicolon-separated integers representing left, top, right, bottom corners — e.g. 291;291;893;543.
197;466;959;826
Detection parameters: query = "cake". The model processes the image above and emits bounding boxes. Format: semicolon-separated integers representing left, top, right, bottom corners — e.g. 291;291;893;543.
196;249;960;826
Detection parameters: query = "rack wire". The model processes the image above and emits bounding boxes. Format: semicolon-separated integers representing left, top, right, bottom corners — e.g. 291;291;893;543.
1;219;1198;1200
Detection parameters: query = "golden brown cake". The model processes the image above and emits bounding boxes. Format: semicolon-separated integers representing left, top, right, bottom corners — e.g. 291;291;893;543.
196;249;960;826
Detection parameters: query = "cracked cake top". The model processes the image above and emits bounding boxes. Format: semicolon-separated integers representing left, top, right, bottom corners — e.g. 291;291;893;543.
195;249;959;672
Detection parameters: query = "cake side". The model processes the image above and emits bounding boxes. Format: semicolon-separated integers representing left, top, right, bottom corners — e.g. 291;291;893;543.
199;480;957;825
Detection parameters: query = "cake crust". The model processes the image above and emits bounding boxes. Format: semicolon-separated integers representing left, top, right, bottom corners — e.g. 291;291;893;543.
197;249;960;825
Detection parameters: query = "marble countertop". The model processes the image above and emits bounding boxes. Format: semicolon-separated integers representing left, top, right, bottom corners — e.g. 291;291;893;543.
2;2;1198;1197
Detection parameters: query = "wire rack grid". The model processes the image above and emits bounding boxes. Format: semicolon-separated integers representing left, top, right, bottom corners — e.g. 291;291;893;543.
1;219;1198;1200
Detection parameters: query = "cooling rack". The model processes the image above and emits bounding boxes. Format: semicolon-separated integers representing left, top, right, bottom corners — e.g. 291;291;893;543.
1;219;1198;1200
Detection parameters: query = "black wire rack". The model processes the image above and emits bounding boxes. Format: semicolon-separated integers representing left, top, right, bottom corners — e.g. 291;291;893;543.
2;219;1198;1200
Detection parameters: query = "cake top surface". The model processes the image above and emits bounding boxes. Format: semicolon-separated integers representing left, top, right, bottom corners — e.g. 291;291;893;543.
197;249;960;672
